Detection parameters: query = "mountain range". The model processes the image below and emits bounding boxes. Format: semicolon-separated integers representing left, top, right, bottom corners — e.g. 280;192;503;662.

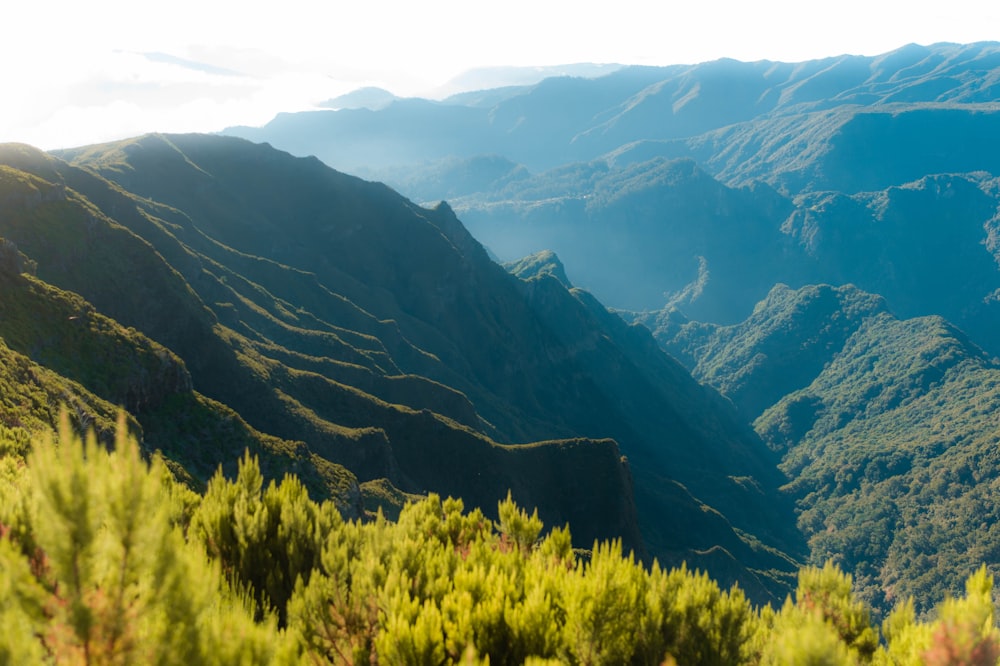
4;41;1000;617
214;40;1000;615
226;41;1000;178
0;134;800;603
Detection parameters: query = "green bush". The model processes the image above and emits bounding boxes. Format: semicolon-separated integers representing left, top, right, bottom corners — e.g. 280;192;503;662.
3;413;1000;664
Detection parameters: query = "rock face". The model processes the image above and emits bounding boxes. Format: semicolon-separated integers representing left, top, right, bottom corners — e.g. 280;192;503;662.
0;239;33;276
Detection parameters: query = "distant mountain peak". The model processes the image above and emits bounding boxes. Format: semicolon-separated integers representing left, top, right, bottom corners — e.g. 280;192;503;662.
431;63;625;99
504;250;572;288
320;87;399;111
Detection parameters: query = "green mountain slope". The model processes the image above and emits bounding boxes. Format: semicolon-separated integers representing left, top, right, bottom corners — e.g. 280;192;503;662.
637;284;890;420
0;235;360;508
0;135;801;600
0;332;121;441
649;283;1000;615
0;142;637;547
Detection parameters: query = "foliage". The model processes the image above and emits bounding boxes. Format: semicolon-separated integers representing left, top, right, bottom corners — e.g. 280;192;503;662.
764;562;879;664
876;567;1000;666
5;417;1000;664
190;450;339;625
0;268;191;415
0;412;294;664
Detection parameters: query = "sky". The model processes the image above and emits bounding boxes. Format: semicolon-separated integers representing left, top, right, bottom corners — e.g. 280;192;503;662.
3;0;998;150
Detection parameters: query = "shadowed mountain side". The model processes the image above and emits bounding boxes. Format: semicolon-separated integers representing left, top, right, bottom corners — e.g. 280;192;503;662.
0;266;191;415
0;143;489;432
0;152;221;376
56;134;605;442
455;157;803;319
54;136;781;460
0;242;362;509
0;334;123;441
457;155;1000;357
0;136;805;598
517;272;802;562
780;174;1000;350
0;148;646;555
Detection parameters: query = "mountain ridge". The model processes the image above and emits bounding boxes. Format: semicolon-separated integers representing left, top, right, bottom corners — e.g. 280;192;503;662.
218;43;1000;360
1;134;802;601
222;42;1000;178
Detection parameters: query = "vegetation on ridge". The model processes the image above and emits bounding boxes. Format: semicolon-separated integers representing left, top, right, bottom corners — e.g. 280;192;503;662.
0;139;655;560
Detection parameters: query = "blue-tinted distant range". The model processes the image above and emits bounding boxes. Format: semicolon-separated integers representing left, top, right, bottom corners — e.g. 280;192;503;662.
220;40;1000;362
2;0;997;149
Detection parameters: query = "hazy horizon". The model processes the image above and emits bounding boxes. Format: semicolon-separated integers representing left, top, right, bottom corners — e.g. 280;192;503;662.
5;0;998;150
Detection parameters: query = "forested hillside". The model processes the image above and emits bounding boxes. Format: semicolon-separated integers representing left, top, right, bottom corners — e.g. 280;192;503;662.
643;284;1000;617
